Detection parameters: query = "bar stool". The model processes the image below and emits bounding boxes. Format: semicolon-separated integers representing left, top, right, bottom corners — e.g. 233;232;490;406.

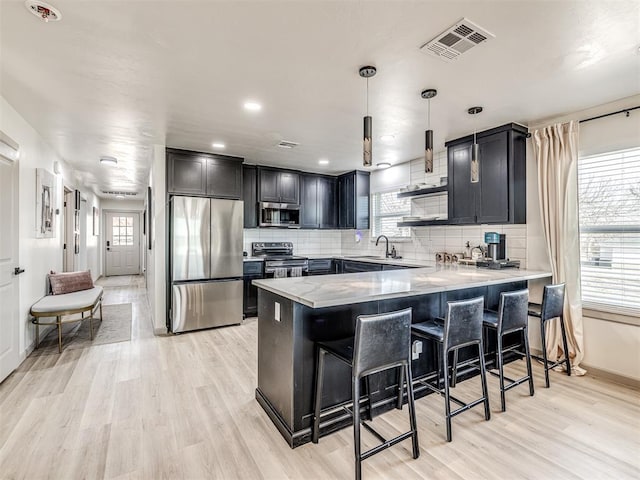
411;296;490;442
312;308;419;480
528;283;570;387
482;289;534;412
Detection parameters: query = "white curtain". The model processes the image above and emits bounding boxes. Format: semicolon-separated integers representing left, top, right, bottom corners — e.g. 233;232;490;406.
532;121;586;375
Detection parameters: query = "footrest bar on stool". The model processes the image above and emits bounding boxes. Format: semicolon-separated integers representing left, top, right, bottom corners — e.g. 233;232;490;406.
361;421;387;444
450;397;486;418
360;431;415;461
503;376;531;391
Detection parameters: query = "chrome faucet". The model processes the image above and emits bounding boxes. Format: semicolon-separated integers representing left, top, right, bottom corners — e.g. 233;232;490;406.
375;235;393;258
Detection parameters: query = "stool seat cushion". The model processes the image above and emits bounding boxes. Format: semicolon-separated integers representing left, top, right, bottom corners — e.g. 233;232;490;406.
482;310;499;328
318;337;355;364
411;320;444;342
31;286;103;314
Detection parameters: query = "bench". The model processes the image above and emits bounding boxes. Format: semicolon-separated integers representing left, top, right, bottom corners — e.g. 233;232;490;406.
30;286;104;353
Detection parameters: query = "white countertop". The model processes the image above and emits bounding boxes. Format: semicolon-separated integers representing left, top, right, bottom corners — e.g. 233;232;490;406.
252;265;552;308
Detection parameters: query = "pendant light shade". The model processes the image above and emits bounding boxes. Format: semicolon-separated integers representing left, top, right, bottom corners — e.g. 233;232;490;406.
363;115;372;166
421;89;437;173
468;106;483;183
359;66;377;167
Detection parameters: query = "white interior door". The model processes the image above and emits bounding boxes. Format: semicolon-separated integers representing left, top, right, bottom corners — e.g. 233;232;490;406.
105;211;141;276
0;152;21;382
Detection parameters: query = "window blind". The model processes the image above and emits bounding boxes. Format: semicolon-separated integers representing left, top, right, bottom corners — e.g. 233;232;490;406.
578;147;640;315
371;190;411;239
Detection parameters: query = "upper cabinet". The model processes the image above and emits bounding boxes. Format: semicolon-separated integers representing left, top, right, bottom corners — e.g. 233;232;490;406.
338;170;370;229
258;168;300;204
301;174;337;229
242;165;258;228
446;123;527;225
167;148;243;199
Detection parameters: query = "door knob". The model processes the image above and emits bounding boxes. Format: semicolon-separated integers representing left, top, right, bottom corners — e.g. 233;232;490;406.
14;267;25;275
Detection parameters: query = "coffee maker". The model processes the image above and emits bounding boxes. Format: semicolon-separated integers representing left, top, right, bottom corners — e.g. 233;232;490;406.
476;232;520;269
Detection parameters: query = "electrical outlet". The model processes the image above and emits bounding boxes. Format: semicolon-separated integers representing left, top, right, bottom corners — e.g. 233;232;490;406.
274;302;280;322
411;340;423;360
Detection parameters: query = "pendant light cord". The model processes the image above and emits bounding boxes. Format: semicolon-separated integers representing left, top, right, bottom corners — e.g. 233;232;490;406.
366;77;369;116
428;99;431;129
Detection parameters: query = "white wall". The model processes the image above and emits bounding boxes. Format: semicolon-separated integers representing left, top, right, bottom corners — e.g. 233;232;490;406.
0;96;101;359
146;145;167;334
526;94;640;381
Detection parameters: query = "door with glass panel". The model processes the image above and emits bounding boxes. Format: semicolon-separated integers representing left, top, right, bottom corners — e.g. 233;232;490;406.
105;211;141;276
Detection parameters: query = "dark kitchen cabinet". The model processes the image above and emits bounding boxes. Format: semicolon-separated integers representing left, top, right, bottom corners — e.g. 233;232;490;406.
342;260;382;273
243;165;258;228
446;123;527;225
167;148;243;199
243;261;264;317
307;258;334;276
258;168;300;204
338;171;370;229
301;174;337;229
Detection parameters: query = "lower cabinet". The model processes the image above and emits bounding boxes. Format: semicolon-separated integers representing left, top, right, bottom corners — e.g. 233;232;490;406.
243;261;264;317
342;260;383;273
307;258;334;276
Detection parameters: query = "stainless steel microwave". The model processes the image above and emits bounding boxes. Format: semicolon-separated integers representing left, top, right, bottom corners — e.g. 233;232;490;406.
259;202;301;228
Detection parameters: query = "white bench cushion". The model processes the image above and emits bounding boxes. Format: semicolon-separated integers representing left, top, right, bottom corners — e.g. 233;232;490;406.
31;286;103;314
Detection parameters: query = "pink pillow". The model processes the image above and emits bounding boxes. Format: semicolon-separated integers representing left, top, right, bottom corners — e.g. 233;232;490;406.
49;271;94;295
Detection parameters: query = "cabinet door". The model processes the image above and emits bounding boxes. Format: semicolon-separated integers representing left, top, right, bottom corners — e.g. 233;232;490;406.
207;158;242;199
447;141;477;224
338;173;355;229
343;260;382;273
168;152;207;195
477;131;509;223
318;176;337;229
355;171;370;230
258;169;280;203
279;172;300;204
243;165;258;228
300;175;319;228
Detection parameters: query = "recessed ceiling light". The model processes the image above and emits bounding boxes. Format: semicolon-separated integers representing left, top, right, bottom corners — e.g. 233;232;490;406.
212;142;226;149
100;156;118;166
377;162;392;169
244;101;262;112
380;135;395;142
115;194;125;199
318;159;329;165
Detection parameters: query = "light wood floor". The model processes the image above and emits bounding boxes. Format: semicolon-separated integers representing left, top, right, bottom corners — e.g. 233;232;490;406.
1;276;639;479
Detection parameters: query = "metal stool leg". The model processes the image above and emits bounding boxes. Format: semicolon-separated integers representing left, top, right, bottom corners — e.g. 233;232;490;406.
559;316;571;376
405;364;420;459
451;348;459;388
523;327;535;397
312;348;326;444
353;376;362;480
396;365;404;410
443;351;452;442
497;334;506;412
478;342;491;421
365;376;373;420
540;319;550;388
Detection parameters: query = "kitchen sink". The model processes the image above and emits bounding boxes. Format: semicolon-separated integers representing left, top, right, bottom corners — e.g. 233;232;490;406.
345;255;384;259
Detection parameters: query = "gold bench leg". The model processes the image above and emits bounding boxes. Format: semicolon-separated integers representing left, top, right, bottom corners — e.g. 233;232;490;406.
90;313;93;340
35;320;39;349
57;316;62;354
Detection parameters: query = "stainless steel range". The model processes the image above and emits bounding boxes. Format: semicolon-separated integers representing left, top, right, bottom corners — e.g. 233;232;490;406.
251;242;308;277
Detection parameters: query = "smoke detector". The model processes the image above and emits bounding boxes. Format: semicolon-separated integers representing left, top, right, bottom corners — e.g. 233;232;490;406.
420;18;494;62
276;140;299;149
25;1;62;22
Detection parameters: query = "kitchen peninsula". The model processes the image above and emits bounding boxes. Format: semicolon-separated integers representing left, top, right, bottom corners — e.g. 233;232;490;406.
253;265;551;447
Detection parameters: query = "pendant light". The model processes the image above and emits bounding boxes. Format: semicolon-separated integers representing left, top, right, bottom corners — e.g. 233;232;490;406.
359;66;377;167
468;106;483;183
421;89;437;173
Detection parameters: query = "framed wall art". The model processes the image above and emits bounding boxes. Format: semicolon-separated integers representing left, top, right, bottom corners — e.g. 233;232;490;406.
35;168;56;238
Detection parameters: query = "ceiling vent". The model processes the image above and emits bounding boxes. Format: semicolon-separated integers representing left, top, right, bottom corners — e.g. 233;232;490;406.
276;140;299;149
420;18;495;62
25;1;62;22
102;190;138;196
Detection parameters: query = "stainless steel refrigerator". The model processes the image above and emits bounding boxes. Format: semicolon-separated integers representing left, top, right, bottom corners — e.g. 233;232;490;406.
170;196;243;333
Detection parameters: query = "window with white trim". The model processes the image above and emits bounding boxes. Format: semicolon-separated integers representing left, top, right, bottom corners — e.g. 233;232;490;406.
578;147;640;315
371;190;411;239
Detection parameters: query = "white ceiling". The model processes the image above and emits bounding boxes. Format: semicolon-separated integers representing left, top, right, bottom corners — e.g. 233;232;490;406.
1;1;639;198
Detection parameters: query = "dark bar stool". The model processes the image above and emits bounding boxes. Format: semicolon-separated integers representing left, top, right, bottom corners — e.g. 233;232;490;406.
312;308;419;480
528;283;570;387
411;296;490;442
482;289;534;411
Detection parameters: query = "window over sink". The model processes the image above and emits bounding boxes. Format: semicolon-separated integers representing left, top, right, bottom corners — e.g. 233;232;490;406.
371;189;411;240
